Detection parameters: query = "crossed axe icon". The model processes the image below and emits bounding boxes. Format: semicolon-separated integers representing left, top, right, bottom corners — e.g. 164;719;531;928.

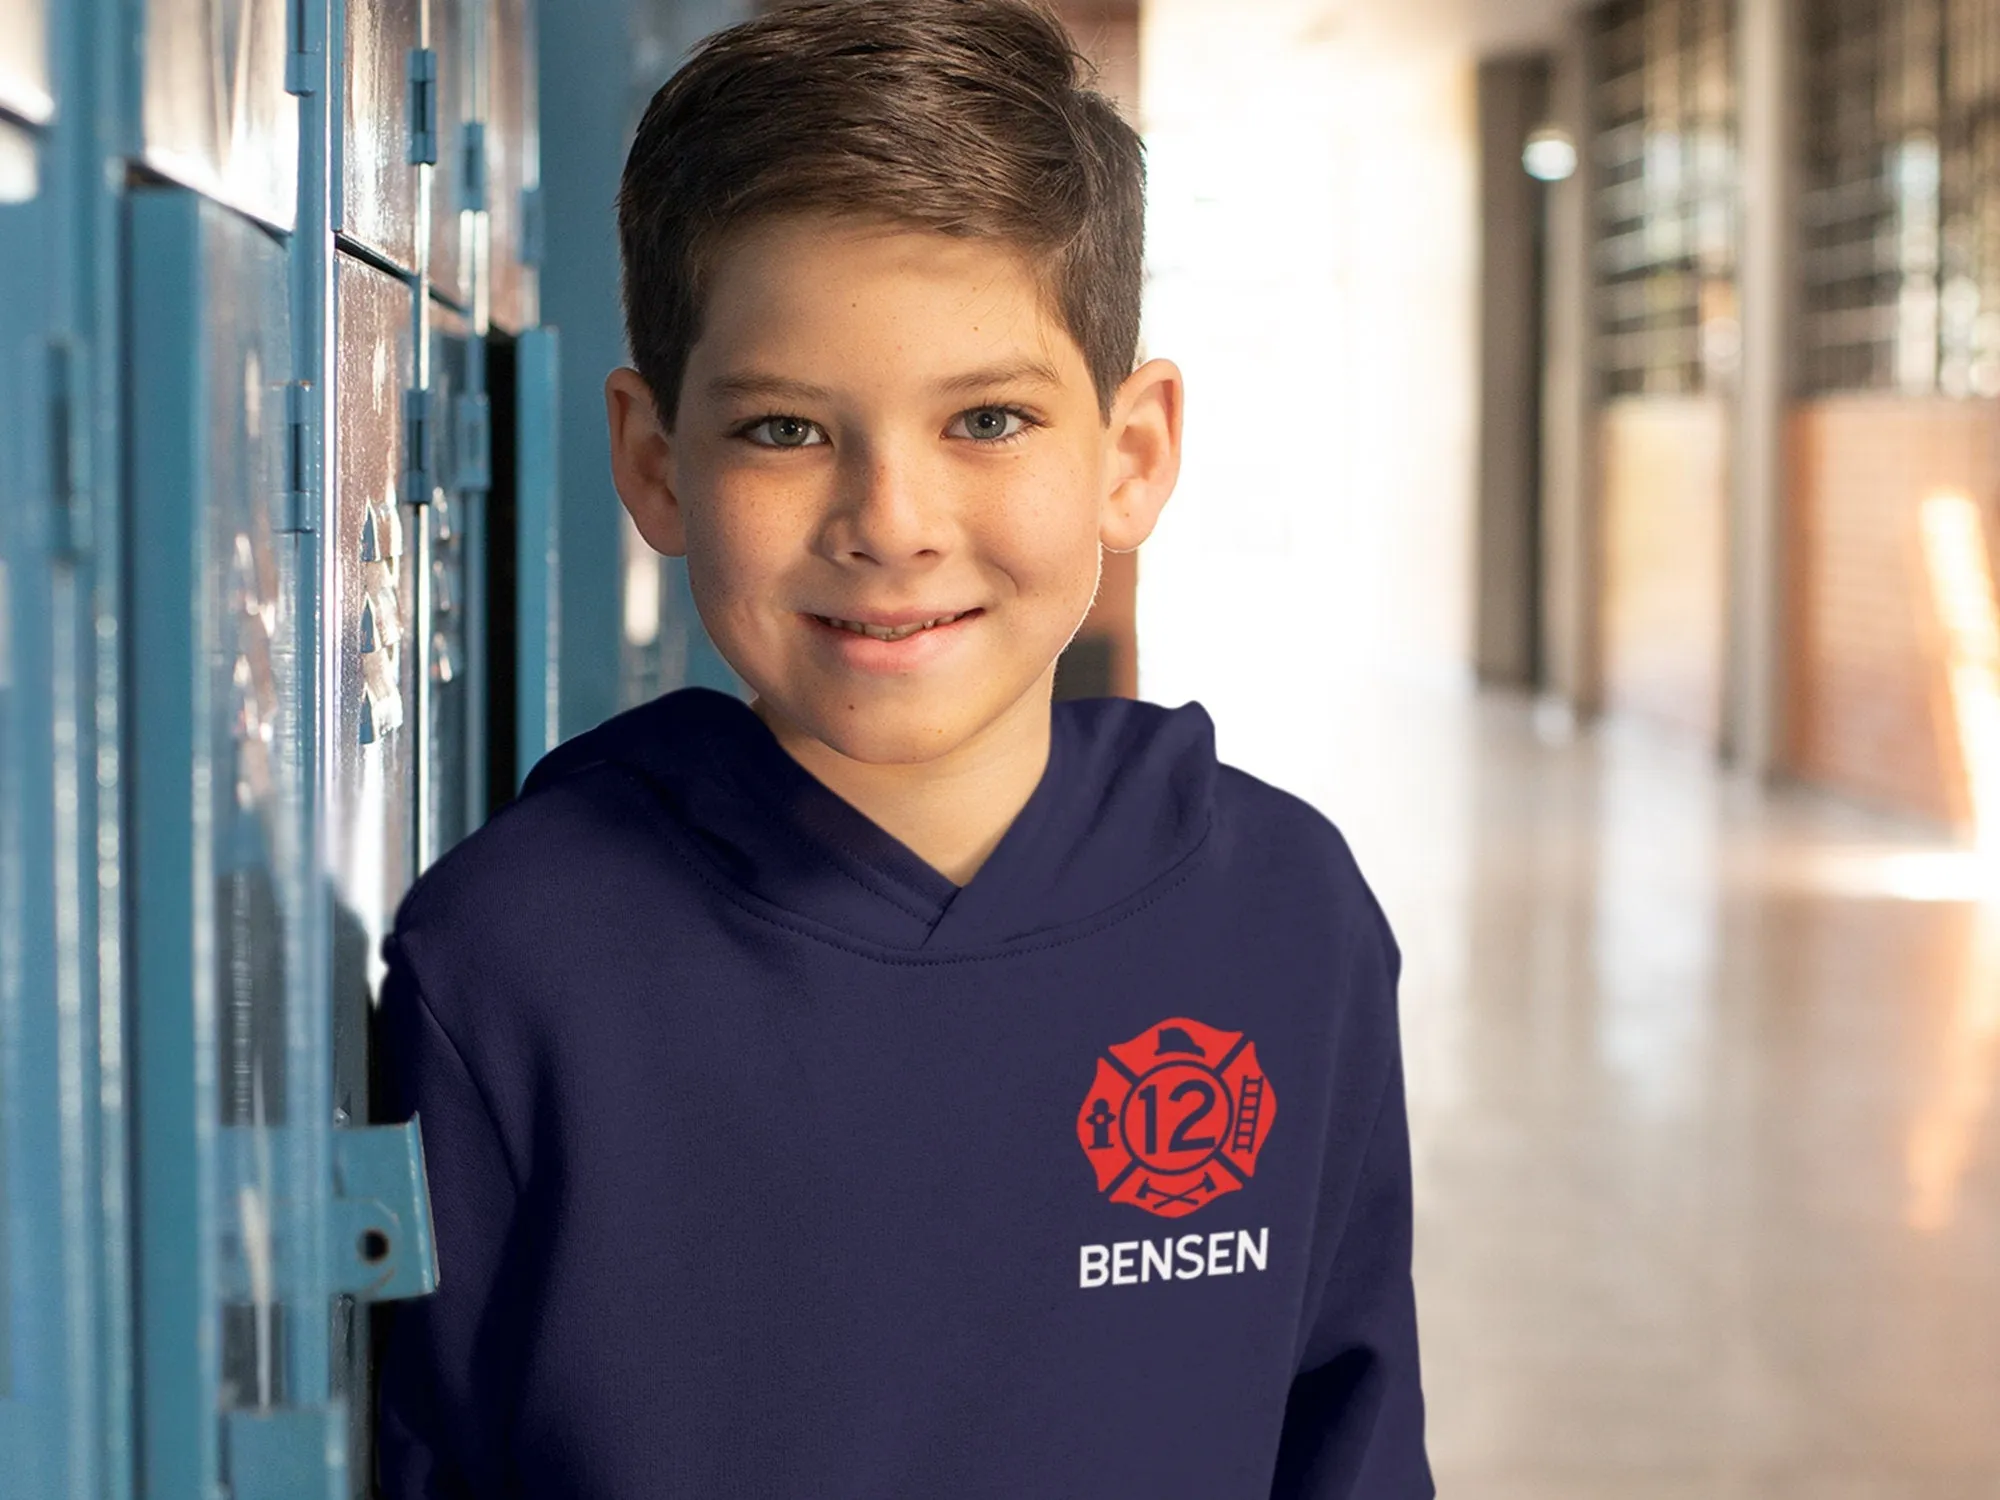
1136;1173;1216;1210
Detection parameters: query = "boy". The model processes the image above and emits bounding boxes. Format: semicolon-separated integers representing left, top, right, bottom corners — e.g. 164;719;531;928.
376;1;1433;1495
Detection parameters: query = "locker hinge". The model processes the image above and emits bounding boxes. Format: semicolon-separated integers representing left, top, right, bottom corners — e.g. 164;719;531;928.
226;1407;347;1500
460;120;488;213
403;387;433;505
330;1120;438;1300
285;0;324;96
280;380;318;534
520;184;545;267
407;48;439;165
453;392;492;492
48;339;90;558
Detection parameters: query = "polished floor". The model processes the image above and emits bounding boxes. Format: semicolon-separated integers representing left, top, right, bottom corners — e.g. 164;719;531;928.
1291;687;2000;1500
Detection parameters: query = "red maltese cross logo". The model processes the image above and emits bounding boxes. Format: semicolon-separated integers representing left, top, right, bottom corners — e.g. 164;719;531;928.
1076;1017;1277;1218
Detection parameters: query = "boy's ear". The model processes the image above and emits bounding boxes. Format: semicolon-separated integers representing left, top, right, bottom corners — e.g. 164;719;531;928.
1099;358;1183;555
605;367;689;558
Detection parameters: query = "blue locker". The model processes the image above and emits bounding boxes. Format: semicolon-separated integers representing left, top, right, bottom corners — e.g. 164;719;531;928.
330;252;420;985
0;116;63;1500
430;0;476;311
329;249;425;1497
340;0;423;275
129;196;438;1500
487;0;540;334
127;186;318;1500
2;0;561;1487
0;0;134;1487
424;303;483;857
140;0;297;231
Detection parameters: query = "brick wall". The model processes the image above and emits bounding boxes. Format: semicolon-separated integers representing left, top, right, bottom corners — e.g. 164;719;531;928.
1784;398;2000;832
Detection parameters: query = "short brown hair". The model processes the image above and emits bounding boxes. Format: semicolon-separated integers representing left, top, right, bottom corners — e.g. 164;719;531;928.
616;0;1145;426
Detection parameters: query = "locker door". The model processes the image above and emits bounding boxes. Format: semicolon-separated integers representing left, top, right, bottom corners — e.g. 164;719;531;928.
0;117;64;1500
0;0;136;1468
423;304;483;858
0;0;52;126
340;0;422;276
329;250;424;1497
487;0;540;334
127;187;318;1500
429;0;475;311
140;0;297;231
330;251;419;1023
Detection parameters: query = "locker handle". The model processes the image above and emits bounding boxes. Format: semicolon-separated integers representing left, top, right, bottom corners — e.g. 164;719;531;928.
329;1120;438;1300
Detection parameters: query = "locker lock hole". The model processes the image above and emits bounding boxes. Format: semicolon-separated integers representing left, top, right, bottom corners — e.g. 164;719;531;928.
360;1228;392;1265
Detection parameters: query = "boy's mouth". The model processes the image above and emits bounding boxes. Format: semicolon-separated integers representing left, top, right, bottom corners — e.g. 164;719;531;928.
810;608;981;643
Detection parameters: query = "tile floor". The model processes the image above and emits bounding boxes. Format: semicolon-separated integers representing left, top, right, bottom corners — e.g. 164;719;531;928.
1290;686;2000;1499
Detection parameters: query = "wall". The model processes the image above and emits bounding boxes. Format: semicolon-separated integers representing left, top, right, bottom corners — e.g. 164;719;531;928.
1137;0;1480;796
1785;399;2000;832
1600;394;1730;740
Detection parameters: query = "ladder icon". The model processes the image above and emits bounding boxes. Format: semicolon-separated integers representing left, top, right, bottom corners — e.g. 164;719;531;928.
1230;1075;1265;1154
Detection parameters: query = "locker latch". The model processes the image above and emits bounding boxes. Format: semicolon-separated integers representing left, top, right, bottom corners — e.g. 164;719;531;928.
330;1120;438;1300
407;48;440;166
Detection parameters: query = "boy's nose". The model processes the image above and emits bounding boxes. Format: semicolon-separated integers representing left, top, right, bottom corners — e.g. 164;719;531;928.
823;443;953;565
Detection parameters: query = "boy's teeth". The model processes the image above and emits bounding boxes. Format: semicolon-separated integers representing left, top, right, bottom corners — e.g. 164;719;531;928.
823;611;966;641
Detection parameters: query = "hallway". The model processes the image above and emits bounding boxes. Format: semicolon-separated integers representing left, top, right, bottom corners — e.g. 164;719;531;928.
1305;689;2000;1496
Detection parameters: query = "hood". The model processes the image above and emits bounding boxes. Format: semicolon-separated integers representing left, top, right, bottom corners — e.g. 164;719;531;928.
519;686;1217;954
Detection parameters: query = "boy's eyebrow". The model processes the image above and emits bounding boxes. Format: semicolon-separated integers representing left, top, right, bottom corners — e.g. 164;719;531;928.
707;372;839;404
706;359;1066;405
933;359;1065;394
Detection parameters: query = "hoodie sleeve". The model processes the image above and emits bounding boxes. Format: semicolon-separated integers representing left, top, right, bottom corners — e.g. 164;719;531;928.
1269;903;1434;1499
374;935;524;1500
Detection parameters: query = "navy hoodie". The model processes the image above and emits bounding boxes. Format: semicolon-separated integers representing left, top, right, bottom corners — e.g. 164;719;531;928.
375;685;1432;1498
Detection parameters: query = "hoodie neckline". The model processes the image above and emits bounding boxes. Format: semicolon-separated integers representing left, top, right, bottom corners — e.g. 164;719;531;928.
523;685;1216;956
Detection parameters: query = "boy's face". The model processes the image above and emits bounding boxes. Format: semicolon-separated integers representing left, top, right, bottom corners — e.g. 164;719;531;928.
606;215;1181;769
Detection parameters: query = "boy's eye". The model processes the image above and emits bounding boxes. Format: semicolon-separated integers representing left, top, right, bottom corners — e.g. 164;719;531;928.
742;415;827;448
948;406;1031;442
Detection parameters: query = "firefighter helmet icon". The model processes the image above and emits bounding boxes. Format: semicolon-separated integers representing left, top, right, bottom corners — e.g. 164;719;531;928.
1076;1017;1276;1218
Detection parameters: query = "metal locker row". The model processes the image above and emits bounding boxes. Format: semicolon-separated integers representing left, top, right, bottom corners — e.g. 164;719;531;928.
340;0;541;328
126;186;334;1499
0;0;560;1493
0;1;131;1495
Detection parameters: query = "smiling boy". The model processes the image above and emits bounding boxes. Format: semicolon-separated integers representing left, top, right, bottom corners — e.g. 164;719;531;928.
375;2;1432;1496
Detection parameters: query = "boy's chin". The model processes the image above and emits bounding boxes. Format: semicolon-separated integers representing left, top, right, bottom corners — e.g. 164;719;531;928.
754;680;1050;769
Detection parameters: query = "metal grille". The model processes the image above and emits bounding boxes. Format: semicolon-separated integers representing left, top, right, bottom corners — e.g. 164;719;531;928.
1591;0;1740;398
1801;0;2000;394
